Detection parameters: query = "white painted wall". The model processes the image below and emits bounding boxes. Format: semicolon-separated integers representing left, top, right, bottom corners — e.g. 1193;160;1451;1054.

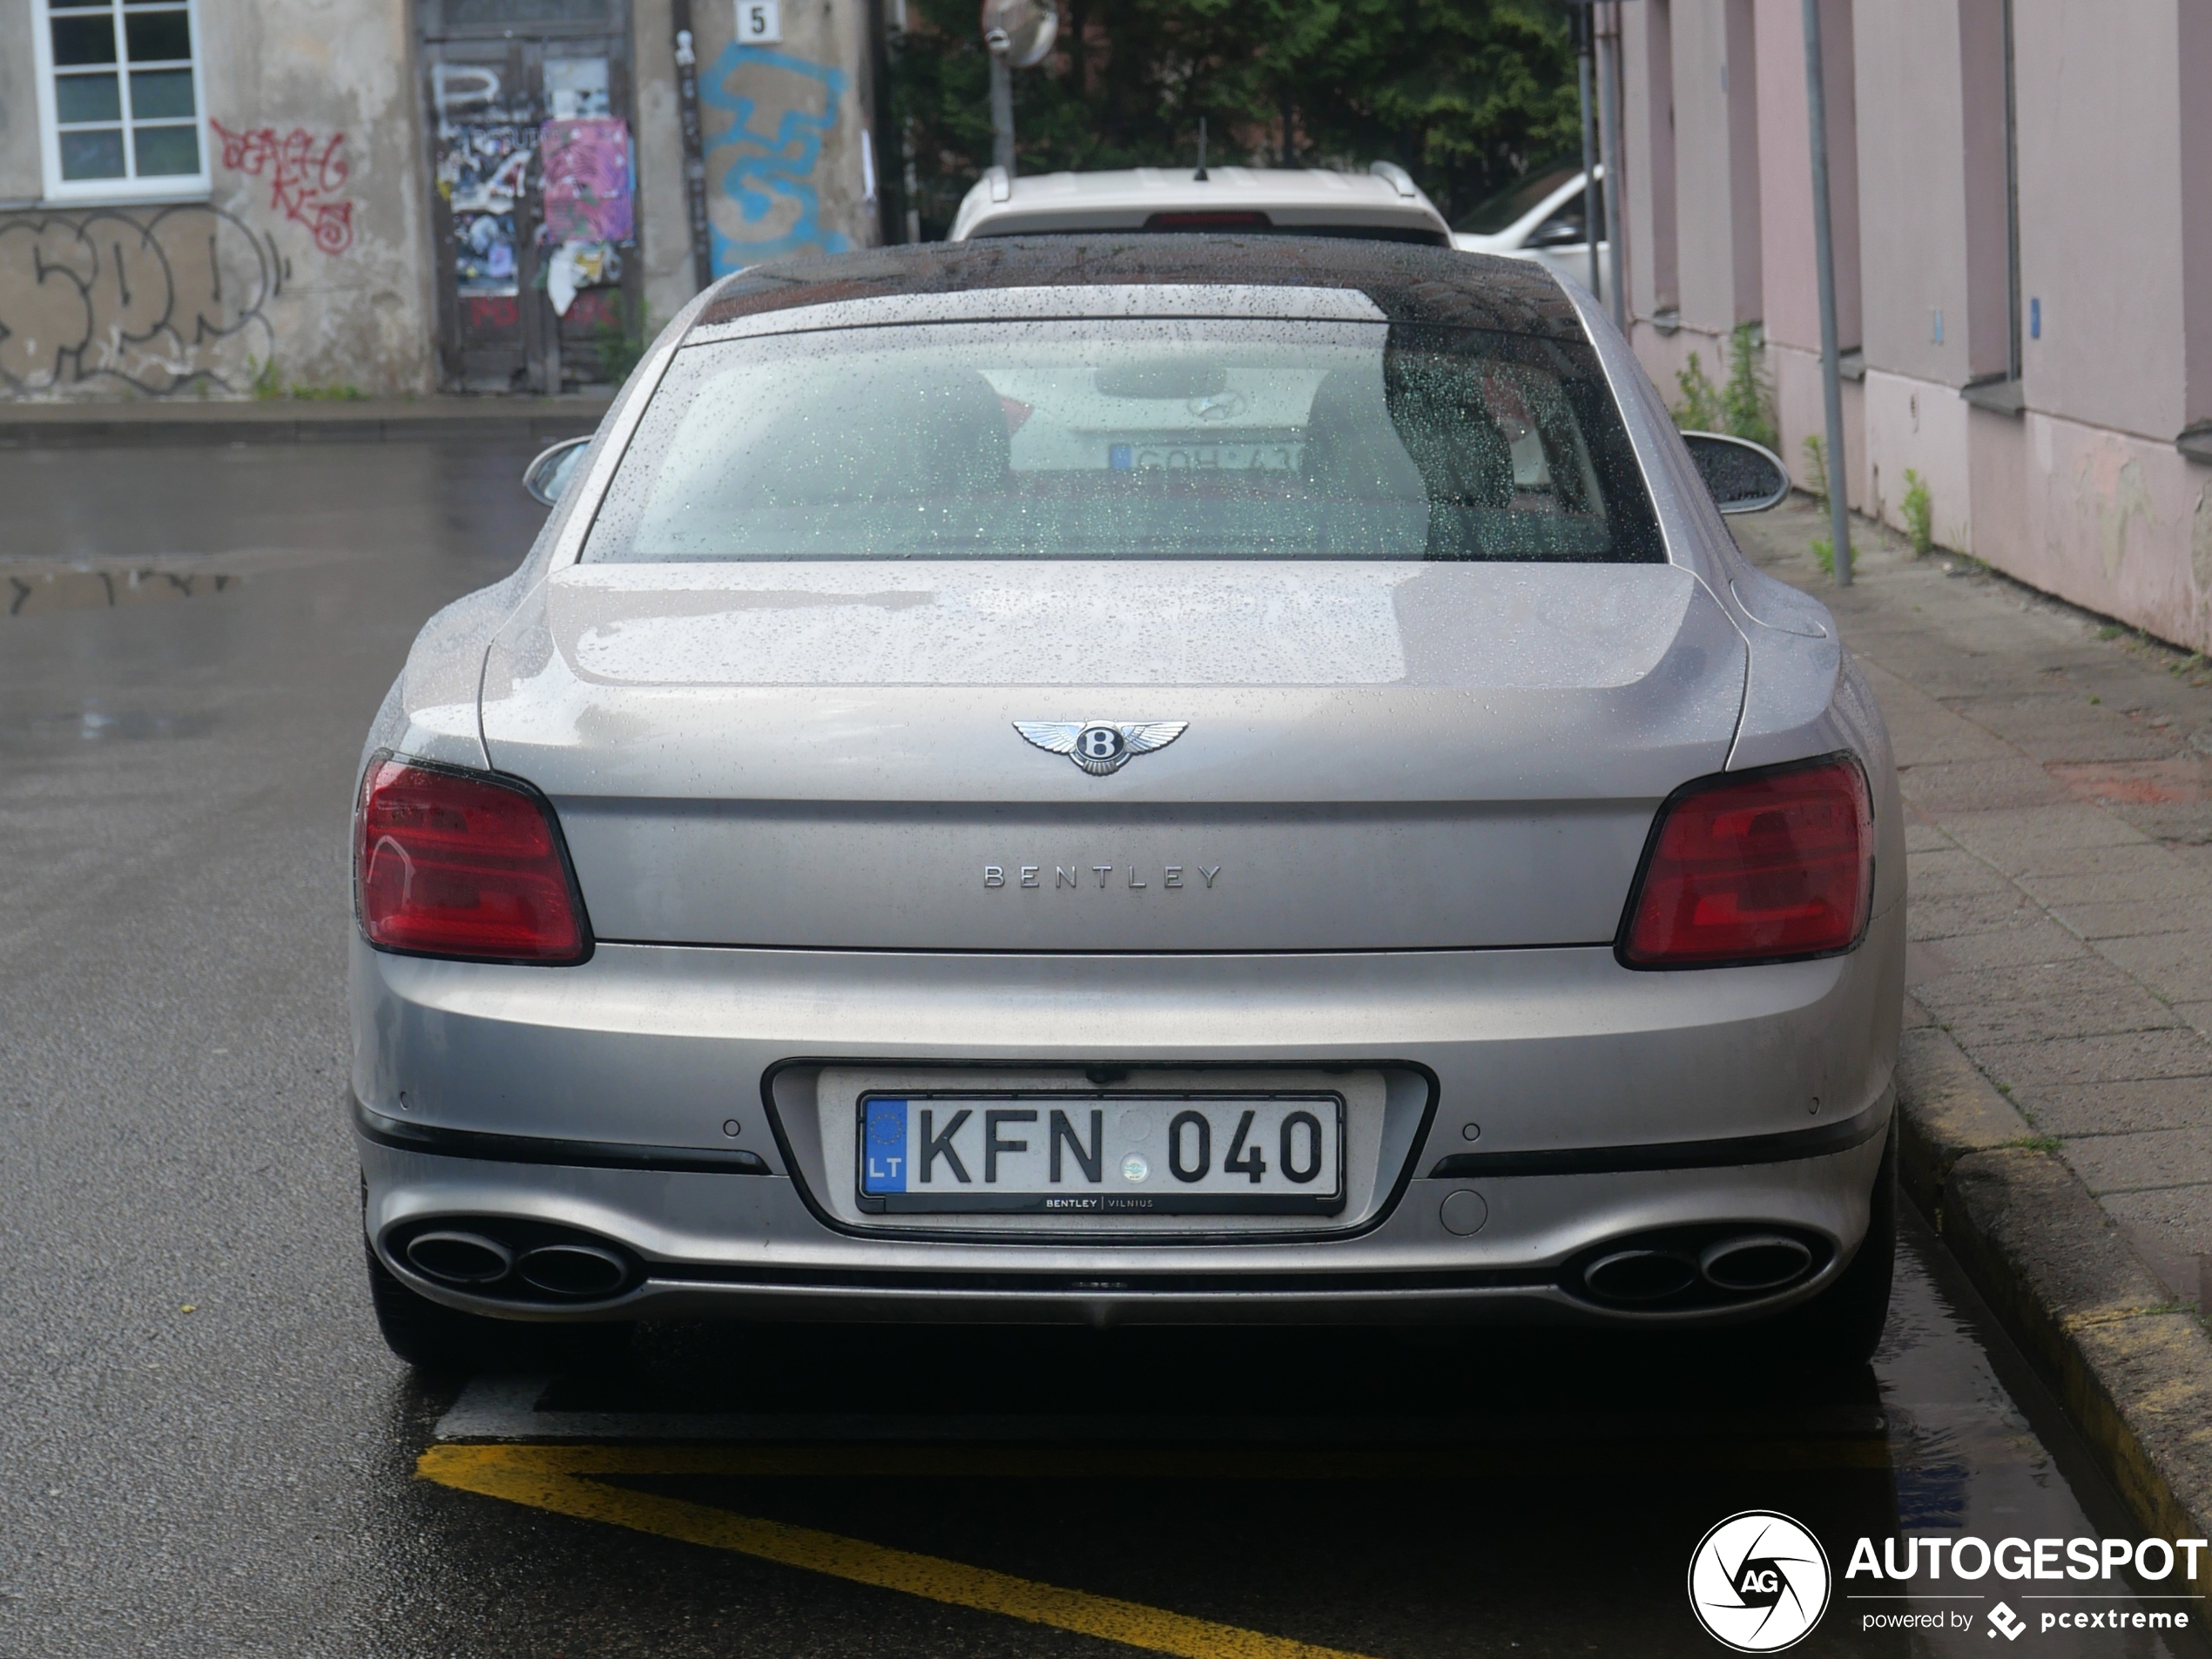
1852;0;1973;388
1669;0;1762;333
2013;0;2186;443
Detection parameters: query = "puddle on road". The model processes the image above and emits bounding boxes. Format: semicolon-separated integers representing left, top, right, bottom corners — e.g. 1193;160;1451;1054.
3;546;351;617
4;564;242;617
17;705;217;742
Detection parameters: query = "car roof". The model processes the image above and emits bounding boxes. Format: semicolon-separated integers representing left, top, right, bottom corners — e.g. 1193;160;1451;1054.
689;235;1581;341
948;165;1453;245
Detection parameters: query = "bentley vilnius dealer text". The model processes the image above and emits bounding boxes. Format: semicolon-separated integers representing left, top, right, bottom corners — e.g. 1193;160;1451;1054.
347;235;1901;1370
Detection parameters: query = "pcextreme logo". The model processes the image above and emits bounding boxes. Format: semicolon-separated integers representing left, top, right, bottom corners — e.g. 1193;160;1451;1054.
1688;1511;1832;1652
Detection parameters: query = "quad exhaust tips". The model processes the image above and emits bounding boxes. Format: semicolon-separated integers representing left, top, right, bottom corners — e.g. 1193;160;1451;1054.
1575;1226;1824;1309
393;1217;637;1304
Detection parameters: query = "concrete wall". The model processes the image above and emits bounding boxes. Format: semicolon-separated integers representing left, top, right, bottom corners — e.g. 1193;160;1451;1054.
0;0;435;398
0;0;41;203
631;0;696;331
632;0;884;327
686;0;880;274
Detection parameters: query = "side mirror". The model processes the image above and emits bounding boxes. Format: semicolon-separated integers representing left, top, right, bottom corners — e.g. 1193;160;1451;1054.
1682;431;1791;515
523;436;591;506
1528;215;1584;249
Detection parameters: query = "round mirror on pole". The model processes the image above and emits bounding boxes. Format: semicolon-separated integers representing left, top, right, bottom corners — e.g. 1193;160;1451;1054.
981;0;1058;67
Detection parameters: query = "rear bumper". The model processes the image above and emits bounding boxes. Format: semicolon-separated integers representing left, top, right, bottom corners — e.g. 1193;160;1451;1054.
360;1122;1889;1325
352;911;1901;1327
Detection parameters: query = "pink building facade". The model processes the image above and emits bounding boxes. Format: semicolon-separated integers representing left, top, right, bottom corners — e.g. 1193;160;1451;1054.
1616;0;2212;649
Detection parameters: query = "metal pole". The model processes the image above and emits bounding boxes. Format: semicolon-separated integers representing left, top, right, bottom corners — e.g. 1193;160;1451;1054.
989;54;1015;175
1575;9;1600;300
1802;0;1852;586
1595;3;1626;331
671;3;714;288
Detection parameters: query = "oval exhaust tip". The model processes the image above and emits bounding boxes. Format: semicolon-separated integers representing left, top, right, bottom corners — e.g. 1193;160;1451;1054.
1699;1234;1814;1293
516;1242;630;1299
1582;1248;1696;1303
405;1231;513;1285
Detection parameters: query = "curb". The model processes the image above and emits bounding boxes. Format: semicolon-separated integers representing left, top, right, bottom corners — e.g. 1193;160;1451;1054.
0;398;608;448
1893;1015;2212;1542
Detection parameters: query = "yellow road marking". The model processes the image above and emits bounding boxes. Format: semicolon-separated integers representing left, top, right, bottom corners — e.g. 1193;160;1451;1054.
418;1442;1378;1659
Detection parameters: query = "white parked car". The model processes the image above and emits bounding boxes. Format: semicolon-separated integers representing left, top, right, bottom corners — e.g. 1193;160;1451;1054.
949;162;1453;246
1452;165;1608;302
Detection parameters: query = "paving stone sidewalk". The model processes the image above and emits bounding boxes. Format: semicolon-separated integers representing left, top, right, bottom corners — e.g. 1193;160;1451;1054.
1734;499;2212;1314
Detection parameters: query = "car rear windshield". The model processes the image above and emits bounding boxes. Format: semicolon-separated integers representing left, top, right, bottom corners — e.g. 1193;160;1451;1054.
581;317;1665;563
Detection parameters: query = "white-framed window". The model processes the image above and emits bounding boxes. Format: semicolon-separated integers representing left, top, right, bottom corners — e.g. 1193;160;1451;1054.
30;0;209;203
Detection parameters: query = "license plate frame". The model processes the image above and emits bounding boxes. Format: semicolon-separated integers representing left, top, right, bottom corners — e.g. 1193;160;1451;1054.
855;1090;1347;1217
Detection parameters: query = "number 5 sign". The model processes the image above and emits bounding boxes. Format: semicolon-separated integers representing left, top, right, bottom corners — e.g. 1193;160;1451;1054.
736;0;780;41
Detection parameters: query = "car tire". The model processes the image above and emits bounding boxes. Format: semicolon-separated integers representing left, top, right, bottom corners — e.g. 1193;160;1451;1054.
364;1242;631;1375
1773;1122;1896;1370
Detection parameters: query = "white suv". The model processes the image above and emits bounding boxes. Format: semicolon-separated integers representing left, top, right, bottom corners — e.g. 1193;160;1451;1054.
949;162;1453;246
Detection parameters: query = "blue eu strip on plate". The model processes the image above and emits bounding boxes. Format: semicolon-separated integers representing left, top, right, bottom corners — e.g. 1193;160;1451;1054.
864;1097;908;1193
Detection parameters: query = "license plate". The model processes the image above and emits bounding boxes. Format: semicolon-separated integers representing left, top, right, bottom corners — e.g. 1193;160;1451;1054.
857;1093;1345;1216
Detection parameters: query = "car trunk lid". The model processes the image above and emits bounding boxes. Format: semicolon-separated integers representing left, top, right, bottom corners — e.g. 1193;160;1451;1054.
480;560;1746;951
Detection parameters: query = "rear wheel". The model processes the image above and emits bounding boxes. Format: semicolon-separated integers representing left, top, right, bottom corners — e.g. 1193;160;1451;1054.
365;1242;630;1375
1770;1123;1896;1369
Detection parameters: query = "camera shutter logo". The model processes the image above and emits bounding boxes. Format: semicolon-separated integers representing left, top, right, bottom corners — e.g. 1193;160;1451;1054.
1687;1511;1831;1652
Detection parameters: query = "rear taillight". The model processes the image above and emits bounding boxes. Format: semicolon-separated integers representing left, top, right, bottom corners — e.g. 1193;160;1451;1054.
354;754;590;964
1619;756;1872;968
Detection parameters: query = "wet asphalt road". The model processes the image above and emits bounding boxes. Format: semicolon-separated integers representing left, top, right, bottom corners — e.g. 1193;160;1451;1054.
0;440;2201;1657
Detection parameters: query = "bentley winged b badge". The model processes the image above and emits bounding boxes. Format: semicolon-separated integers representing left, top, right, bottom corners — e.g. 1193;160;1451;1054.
1015;720;1189;776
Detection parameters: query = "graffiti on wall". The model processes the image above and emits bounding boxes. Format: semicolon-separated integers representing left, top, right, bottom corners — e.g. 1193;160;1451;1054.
700;44;851;273
0;208;280;396
208;122;355;257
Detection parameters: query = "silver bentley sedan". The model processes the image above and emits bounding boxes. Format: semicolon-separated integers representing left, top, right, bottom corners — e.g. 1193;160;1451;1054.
351;236;1903;1372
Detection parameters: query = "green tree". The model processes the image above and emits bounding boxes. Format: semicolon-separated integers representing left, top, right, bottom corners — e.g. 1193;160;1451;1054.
887;0;1580;240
